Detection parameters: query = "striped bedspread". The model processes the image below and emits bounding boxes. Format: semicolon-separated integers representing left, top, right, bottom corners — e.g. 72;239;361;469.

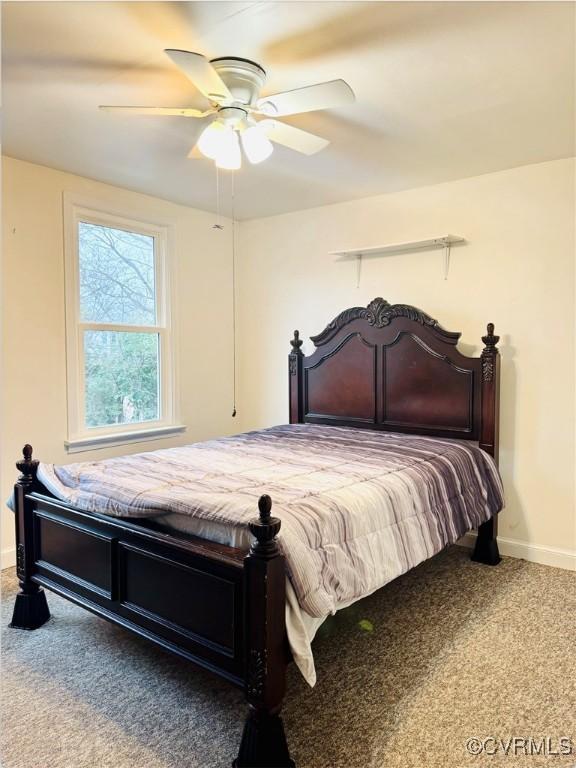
38;424;504;618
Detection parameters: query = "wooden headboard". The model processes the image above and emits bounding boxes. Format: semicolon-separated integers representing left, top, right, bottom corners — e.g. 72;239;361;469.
288;298;500;458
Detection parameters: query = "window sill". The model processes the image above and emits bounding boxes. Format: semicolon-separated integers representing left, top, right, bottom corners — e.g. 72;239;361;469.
65;425;187;454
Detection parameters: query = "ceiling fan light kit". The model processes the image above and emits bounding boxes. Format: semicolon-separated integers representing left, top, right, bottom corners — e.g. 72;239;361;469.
196;106;273;167
100;49;355;170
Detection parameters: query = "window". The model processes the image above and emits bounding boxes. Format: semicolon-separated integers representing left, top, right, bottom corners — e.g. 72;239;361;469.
64;197;182;451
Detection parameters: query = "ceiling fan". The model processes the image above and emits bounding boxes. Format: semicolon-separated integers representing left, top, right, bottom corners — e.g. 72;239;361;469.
100;50;355;170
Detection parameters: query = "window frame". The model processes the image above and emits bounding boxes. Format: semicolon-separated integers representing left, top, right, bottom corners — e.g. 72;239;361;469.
63;193;183;452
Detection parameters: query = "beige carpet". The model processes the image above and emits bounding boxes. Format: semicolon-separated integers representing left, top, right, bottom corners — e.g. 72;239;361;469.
1;548;575;768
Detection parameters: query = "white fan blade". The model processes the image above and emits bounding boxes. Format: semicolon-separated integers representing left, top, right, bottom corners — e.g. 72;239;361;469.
259;119;329;155
99;106;214;118
257;79;354;117
165;49;232;103
187;143;204;159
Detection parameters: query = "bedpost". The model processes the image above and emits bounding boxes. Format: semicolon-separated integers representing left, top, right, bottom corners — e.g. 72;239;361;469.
288;330;304;424
472;323;502;566
234;495;294;768
10;445;51;629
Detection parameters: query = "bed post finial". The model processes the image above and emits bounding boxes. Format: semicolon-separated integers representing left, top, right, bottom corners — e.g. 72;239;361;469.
17;444;38;486
258;494;272;521
290;330;303;354
249;495;281;559
482;322;499;351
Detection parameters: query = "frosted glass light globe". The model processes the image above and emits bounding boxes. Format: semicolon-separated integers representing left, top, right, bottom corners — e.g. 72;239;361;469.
241;124;274;164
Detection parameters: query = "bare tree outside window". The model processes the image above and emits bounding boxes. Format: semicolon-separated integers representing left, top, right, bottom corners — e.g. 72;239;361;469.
78;223;160;428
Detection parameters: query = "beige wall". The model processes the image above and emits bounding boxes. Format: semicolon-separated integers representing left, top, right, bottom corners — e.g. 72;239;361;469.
1;156;238;565
237;158;576;567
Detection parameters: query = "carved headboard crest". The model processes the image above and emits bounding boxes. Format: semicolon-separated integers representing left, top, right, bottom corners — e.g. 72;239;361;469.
310;297;461;346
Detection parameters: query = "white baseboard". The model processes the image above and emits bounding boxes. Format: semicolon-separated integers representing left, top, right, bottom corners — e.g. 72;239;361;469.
1;547;16;570
458;532;575;571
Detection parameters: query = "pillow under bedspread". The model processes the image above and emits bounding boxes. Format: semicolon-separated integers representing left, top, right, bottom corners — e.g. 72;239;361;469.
38;424;504;618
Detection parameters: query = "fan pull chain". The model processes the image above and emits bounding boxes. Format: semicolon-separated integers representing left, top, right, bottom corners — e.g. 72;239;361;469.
231;170;237;418
212;166;224;230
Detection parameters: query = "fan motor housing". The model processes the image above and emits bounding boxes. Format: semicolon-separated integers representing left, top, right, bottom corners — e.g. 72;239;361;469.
210;57;266;107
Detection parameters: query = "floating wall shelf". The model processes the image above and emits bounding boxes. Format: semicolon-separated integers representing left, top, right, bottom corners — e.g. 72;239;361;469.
329;235;465;260
330;235;466;283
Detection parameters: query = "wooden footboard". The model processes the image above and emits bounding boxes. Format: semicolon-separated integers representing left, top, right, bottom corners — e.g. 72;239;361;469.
28;493;247;681
10;446;295;767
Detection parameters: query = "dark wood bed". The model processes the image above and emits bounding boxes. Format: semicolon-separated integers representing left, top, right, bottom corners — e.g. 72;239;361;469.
9;298;501;767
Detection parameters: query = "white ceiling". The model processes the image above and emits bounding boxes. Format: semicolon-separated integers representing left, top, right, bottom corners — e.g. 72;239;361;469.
3;1;574;219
